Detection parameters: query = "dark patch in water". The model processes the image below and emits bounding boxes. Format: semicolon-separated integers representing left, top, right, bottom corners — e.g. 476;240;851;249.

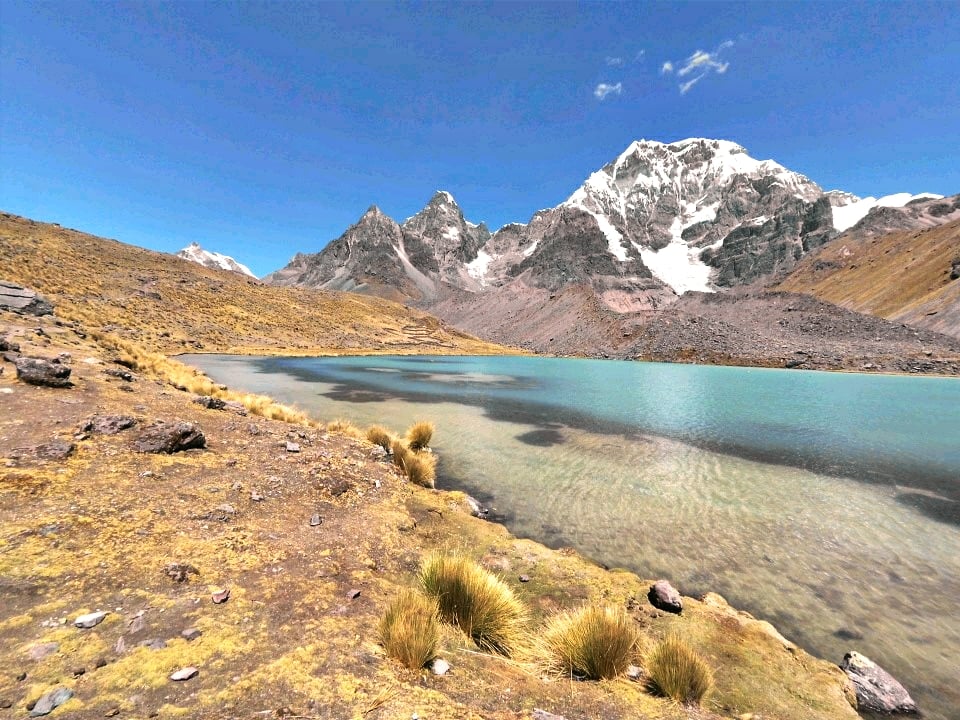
895;492;960;527
322;388;395;403
516;428;564;447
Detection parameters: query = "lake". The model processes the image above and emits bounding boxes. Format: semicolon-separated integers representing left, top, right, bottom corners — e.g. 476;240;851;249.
183;353;960;719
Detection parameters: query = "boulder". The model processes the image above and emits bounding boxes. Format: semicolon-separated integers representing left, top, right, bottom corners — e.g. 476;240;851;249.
34;440;76;461
0;280;54;316
648;579;683;614
0;336;20;352
133;421;206;453
15;357;72;388
193;395;225;410
81;415;137;435
28;686;73;717
841;651;918;715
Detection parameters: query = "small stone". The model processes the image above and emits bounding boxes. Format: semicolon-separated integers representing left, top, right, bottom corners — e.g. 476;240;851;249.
29;686;74;716
518;574;530;583
74;610;109;628
346;588;361;600
250;491;263;502
72;666;86;677
181;628;202;641
165;562;199;583
95;658;107;669
626;664;642;680
309;514;322;527
532;710;567;720
105;708;120;717
430;657;450;676
216;503;237;515
648;580;683;614
0;698;12;709
169;666;199;681
17;672;27;681
212;588;231;604
285;441;301;453
192;395;225;410
114;637;126;655
139;638;166;650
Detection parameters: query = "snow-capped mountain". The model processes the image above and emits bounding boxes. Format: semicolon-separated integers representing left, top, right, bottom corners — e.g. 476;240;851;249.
827;190;944;232
264;138;943;310
176;242;256;278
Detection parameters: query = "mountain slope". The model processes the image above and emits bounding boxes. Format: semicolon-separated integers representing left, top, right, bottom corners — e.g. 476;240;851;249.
778;196;960;338
0;212;510;356
176;242;256;277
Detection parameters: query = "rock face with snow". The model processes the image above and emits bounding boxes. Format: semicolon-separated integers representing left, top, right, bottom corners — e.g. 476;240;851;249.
176;243;256;278
265;138;941;313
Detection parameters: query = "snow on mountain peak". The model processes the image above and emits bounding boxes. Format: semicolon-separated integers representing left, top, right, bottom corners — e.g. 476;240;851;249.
176;243;256;278
829;191;944;232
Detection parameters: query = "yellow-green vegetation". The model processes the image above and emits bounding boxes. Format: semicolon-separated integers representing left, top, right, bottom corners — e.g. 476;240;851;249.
645;634;714;704
366;425;394;452
325;418;365;440
390;437;436;488
405;420;435;451
418;553;527;656
378;589;441;670
540;604;640;680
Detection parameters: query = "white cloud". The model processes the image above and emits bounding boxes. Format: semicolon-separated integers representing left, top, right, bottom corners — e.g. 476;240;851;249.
593;82;623;100
664;40;733;94
634;49;645;62
605;56;625;67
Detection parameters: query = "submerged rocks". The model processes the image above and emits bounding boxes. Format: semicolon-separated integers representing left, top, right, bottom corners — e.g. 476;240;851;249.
133;421;206;453
0;280;54;316
841;651;918;715
15;357;72;388
648;580;683;614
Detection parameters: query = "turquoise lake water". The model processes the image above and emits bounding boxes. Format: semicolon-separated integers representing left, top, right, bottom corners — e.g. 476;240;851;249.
183;354;960;720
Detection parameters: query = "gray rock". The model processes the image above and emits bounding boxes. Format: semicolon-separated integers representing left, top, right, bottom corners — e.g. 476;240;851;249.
139;638;166;650
26;642;60;661
80;415;137;435
648;580;683;614
0;336;20;352
0;280;54;316
28;686;73;716
103;368;134;381
169;666;199;681
285;441;301;453
193;395;226;410
74;610;108;628
626;664;643;680
133;421;206;453
223;400;248;416
532;710;567;720
309;514;322;527
15;357;72;388
430;657;450;676
841;651;918;715
181;628;202;641
33;440;76;461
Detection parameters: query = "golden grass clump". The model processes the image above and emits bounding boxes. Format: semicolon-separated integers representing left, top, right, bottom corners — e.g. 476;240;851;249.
419;553;527;656
326;418;365;440
645;635;714;704
391;439;436;488
405;420;434;451
378;589;441;670
366;425;394;452
540;604;641;680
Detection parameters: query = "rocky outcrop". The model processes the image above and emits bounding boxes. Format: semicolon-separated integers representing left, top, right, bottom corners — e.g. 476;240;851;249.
15;357;72;387
0;281;54;316
133;421;206;453
81;415;137;435
840;651;918;715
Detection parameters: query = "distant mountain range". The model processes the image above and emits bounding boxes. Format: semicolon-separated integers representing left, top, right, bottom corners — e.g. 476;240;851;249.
177;242;256;278
262;138;943;307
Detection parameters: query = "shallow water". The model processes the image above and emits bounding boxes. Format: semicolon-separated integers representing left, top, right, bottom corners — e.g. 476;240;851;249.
183;354;960;719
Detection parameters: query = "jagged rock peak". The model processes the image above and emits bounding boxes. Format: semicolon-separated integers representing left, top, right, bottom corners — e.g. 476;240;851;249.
429;190;459;207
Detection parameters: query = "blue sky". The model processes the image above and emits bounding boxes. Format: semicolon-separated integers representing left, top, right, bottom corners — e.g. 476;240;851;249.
2;1;958;277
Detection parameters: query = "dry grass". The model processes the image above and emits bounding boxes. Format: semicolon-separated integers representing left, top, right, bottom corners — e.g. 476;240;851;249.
326;418;365;441
539;605;640;680
405;420;435;451
378;589;441;670
419;553;527;656
391;438;437;488
645;635;714;704
366;425;395;452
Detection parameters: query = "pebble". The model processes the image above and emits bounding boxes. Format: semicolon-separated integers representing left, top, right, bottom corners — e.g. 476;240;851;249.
181;628;202;641
29;686;73;716
250;491;264;502
72;667;85;677
346;588;361;600
532;710;567;720
309;514;322;527
17;672;27;681
430;658;450;676
139;638;167;650
212;588;231;604
285;441;301;453
626;664;643;680
217;503;237;515
169;667;199;681
74;610;109;628
519;574;530;583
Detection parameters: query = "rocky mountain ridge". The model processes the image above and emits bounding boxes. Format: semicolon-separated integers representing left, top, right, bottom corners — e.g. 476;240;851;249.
265;138;942;312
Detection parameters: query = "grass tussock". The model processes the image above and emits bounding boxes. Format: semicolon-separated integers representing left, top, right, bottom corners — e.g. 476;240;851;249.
391;439;437;488
419;553;527;656
540;604;641;680
378;589;441;670
366;425;395;452
405;420;435;451
645;635;714;704
326;418;365;441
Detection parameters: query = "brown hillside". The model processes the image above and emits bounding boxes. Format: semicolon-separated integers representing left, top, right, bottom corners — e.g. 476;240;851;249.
778;219;960;338
0;212;511;357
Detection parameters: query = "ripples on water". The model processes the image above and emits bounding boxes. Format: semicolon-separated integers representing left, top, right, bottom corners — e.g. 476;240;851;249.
183;354;960;720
